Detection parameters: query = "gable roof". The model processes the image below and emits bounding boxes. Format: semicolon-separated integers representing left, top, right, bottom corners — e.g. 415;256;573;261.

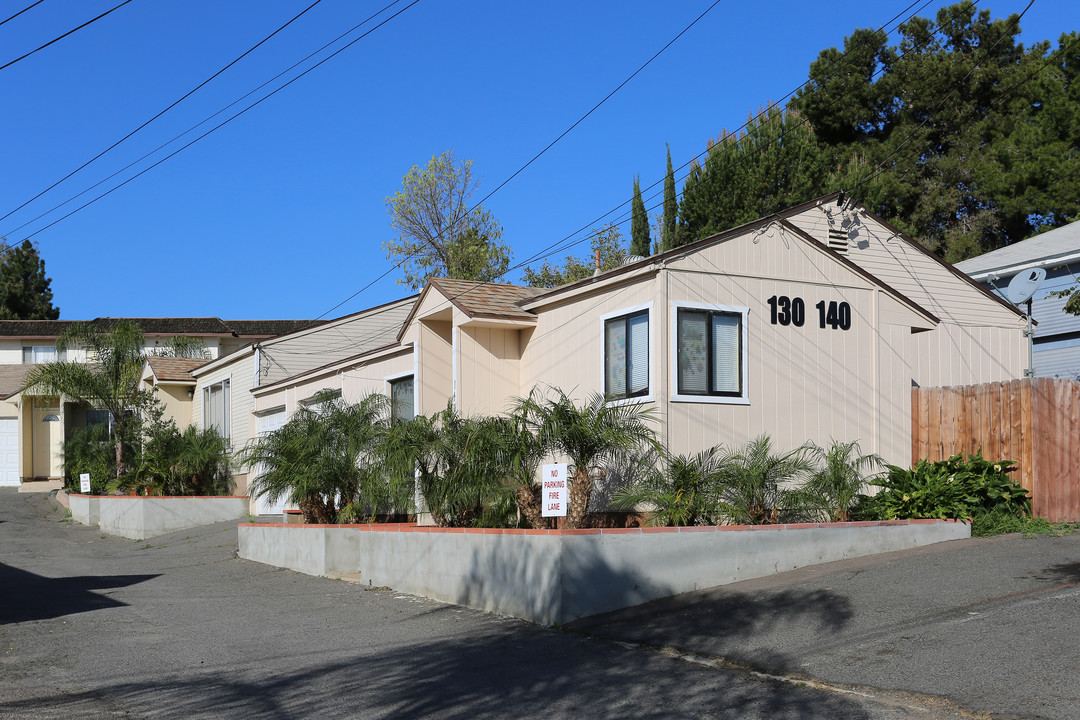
954;219;1080;279
428;278;540;320
145;356;208;384
0;364;33;400
0;317;319;338
519;203;939;326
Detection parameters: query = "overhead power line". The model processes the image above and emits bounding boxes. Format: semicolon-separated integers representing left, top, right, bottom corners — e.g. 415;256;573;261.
11;0;420;241
0;0;46;28
0;0;134;72
0;0;329;225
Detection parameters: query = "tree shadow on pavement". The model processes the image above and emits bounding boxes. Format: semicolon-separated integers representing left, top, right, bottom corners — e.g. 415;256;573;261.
0;562;158;623
567;584;854;675
0;623;879;720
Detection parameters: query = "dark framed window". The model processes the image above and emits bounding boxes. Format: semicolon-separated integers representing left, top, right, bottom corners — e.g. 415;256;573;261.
604;309;649;399
676;308;742;397
389;375;414;424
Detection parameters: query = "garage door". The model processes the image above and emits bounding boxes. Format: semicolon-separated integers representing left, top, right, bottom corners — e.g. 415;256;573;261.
253;409;291;515
0;417;19;487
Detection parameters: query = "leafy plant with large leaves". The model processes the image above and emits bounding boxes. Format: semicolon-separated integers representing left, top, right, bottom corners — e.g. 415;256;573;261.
855;452;1029;521
514;389;658;529
239;391;408;524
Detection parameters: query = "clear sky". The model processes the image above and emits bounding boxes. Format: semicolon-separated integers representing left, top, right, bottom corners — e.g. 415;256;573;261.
1;0;1076;321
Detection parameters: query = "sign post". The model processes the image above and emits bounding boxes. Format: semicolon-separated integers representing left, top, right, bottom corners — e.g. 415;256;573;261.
79;473;91;494
541;463;567;518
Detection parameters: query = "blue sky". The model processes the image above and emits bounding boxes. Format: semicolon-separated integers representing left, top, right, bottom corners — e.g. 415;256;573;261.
1;0;1076;321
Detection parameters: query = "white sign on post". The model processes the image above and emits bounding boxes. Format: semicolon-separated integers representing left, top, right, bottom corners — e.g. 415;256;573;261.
541;463;568;518
79;473;91;494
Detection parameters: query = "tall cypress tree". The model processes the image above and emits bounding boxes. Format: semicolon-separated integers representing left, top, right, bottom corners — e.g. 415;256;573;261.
0;239;59;320
661;145;677;252
630;176;650;257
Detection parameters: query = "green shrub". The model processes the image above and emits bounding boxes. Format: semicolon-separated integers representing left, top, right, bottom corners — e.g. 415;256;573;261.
858;452;1030;521
61;424;115;494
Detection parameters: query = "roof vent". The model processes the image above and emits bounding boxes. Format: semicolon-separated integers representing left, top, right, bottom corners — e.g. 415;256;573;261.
622;254;646;266
827;228;848;255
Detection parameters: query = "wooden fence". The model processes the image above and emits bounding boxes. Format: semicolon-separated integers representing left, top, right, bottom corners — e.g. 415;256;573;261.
912;378;1080;523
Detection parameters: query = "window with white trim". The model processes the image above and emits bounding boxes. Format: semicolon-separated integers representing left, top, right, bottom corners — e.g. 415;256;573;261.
389;375;414;424
203;378;230;440
603;308;649;400
673;303;749;403
22;345;63;363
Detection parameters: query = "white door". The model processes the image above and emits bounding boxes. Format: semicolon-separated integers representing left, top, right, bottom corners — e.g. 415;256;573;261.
254;410;290;515
0;417;18;486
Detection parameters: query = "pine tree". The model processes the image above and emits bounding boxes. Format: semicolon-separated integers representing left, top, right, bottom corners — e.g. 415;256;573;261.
661;145;677;252
630;177;650;257
0;239;59;320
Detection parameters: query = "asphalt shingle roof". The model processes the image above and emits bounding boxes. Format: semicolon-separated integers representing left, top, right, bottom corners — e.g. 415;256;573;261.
0;318;319;338
0;364;33;400
428;278;539;321
145;356;208;383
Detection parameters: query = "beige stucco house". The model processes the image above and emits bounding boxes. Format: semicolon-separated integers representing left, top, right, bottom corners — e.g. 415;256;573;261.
248;195;1026;512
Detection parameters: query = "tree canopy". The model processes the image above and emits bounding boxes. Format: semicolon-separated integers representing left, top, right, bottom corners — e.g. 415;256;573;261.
384;150;512;290
662;4;1079;263
521;225;627;288
0;239;59;320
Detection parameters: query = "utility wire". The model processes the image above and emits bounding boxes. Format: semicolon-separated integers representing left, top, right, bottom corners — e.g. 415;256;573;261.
0;0;46;28
317;0;941;322
0;0;134;72
0;0;328;224
13;0;419;241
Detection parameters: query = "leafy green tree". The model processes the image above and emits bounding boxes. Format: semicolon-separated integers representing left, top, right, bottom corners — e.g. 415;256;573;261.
521;225;626;288
661;145;678;252
23;321;153;478
384;150;511;290
630;176;651;257
679;105;827;243
0;239;59;320
515;389;657;529
239;391;407;523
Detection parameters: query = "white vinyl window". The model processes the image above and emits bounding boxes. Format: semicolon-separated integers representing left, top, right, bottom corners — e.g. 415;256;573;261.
203;378;230;440
389;374;414;424
600;303;652;402
22;345;63;363
672;301;749;405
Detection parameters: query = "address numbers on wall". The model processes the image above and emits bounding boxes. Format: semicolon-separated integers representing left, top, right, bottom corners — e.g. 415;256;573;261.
767;295;851;330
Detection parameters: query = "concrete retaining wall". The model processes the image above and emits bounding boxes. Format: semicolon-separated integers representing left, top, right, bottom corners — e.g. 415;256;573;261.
70;495;250;540
68;493;99;526
239;519;970;625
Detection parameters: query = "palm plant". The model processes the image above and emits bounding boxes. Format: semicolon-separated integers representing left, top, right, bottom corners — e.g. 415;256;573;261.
494;409;549;529
515;388;657;529
239;391;406;524
803;440;882;522
23;320;151;477
613;446;726;527
716;435;815;525
382;403;510;528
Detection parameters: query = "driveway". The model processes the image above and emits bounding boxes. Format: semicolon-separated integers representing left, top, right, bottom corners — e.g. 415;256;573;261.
2;488;1076;719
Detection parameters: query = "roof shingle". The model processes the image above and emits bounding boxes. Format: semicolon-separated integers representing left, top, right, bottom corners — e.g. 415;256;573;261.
145;356;209;383
429;278;539;321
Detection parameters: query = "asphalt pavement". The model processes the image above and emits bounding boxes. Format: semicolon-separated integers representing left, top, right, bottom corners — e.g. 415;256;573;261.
1;488;1077;719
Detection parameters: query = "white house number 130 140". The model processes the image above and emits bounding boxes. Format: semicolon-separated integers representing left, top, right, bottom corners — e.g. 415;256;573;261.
767;295;851;330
